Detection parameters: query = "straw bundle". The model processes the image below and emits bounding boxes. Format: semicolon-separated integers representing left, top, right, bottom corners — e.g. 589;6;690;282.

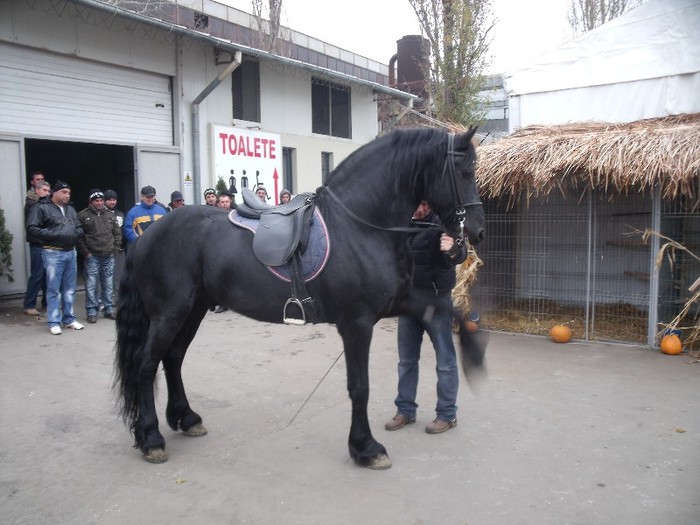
452;247;483;316
476;113;700;206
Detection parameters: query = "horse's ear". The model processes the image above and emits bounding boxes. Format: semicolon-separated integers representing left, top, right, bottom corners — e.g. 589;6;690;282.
455;126;478;150
465;125;478;142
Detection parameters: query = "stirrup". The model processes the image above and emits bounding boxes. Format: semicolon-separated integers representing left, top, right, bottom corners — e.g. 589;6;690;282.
283;298;306;325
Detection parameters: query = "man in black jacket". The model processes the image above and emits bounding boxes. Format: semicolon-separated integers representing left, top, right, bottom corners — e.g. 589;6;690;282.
385;201;467;434
26;181;84;335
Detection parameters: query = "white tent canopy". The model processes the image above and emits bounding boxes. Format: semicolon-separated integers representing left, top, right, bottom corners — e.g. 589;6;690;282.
504;0;700;127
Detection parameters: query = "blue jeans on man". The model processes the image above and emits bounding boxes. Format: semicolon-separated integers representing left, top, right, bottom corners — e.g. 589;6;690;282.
84;255;115;318
23;244;47;310
394;294;459;422
42;248;78;327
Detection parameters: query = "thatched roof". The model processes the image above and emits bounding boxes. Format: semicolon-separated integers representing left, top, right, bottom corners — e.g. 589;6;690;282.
476;113;700;205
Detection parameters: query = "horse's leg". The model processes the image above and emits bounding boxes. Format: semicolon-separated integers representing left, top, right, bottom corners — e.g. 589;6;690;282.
134;346;168;463
337;318;391;470
163;303;209;438
136;311;195;463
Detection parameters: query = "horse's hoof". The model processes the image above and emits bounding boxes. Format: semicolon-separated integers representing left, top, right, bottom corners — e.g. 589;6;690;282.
367;454;392;470
183;423;208;437
143;448;168;463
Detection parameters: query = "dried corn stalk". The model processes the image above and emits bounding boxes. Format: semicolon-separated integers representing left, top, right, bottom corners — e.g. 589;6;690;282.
452;245;483;316
643;228;700;355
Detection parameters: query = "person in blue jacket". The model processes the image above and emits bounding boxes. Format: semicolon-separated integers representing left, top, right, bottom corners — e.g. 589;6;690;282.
124;185;166;245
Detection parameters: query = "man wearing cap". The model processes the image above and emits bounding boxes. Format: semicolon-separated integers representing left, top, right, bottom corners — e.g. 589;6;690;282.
167;190;185;212
103;189;126;298
77;189;122;324
26;181;85;335
124;185;166;245
203;188;217;206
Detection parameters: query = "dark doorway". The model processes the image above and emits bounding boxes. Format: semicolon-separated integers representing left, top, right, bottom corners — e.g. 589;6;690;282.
24;139;134;282
24;139;134;214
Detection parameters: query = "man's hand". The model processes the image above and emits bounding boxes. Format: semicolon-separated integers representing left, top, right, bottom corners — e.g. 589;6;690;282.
439;233;455;253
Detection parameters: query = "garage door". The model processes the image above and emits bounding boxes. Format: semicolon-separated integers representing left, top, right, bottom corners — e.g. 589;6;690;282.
0;42;173;145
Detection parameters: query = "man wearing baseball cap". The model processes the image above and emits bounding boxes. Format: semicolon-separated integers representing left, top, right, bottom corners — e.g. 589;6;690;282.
124;185;166;245
77;189;122;324
167;190;185;211
26;181;84;335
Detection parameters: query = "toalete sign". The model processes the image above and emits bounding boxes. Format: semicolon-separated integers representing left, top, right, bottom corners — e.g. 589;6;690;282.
212;125;284;204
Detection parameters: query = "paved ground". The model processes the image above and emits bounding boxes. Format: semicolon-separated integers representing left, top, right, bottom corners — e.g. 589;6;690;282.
1;295;698;525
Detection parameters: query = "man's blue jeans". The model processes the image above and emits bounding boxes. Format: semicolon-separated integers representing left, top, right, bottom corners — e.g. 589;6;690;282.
23;244;46;309
42;248;78;327
84;255;115;317
394;294;459;421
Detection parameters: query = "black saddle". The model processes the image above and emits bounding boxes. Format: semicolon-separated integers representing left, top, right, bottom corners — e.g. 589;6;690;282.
236;188;315;267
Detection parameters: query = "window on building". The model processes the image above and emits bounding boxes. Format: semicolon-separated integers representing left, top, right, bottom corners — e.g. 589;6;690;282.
282;147;294;193
232;60;260;122
194;12;209;30
312;78;351;139
321;151;333;184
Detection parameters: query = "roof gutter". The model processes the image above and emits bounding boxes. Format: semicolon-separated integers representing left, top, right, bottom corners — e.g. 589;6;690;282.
67;0;419;102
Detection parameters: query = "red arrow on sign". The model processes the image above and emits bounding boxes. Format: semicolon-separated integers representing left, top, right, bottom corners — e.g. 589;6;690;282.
272;167;280;205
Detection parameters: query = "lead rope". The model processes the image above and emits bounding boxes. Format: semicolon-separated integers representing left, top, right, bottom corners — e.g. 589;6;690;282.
283;348;345;429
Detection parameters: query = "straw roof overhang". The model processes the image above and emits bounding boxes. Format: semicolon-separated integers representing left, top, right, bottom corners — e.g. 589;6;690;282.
475;113;700;206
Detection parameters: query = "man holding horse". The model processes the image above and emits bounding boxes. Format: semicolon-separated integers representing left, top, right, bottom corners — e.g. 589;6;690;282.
385;200;467;434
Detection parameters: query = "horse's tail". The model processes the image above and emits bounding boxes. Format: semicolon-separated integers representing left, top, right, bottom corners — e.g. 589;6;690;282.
114;246;150;439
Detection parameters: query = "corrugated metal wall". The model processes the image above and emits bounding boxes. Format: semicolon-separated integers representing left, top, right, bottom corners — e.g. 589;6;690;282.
0;42;173;145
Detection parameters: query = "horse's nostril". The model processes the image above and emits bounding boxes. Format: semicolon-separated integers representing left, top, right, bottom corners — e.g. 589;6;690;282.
477;229;486;243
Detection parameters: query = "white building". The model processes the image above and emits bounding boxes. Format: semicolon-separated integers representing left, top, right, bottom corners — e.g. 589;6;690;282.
0;0;415;296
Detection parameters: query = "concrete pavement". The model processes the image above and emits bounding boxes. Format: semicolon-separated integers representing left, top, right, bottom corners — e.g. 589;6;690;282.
1;296;698;524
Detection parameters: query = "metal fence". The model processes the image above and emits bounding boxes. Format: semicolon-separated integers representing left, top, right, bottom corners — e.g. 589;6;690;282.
470;185;700;345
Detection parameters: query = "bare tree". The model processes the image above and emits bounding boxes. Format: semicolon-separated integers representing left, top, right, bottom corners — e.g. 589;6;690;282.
251;0;286;54
408;0;495;126
567;0;642;35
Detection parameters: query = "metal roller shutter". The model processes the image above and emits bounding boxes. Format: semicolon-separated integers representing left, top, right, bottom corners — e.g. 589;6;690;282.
0;42;173;145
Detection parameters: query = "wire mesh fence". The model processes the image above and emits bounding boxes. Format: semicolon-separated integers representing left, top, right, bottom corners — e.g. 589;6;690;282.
470;186;699;345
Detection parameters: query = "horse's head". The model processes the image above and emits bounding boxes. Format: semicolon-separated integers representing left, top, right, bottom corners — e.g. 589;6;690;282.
429;127;486;246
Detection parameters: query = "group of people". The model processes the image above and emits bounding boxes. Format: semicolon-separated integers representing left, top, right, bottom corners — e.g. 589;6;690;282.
24;173;124;335
24;173;463;433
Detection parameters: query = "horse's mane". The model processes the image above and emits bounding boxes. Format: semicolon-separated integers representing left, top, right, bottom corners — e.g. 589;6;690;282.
322;128;449;198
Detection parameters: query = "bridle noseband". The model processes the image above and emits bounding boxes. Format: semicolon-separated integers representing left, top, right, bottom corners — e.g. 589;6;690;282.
444;133;482;246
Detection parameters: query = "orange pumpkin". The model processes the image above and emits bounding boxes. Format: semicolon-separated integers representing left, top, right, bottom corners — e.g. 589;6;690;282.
550;325;572;343
660;334;682;355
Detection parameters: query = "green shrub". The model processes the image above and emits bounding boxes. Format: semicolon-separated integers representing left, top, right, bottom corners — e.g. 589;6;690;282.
0;207;13;282
215;177;228;195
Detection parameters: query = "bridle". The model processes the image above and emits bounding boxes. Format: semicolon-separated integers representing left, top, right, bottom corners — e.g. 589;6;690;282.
444;133;483;247
324;132;482;244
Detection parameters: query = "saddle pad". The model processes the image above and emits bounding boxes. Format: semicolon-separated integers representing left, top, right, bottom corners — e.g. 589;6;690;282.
229;208;330;283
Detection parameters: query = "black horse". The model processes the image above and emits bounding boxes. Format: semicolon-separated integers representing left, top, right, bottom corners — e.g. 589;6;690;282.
115;127;485;469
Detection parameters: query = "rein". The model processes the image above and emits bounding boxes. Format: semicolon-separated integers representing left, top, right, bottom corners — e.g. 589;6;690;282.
324;186;444;234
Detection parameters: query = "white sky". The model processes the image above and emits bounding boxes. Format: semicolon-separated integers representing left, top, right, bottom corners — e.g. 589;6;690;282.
220;0;573;73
